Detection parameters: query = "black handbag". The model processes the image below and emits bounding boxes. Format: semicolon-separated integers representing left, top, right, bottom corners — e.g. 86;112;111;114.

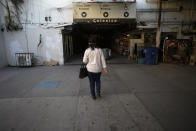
79;64;88;79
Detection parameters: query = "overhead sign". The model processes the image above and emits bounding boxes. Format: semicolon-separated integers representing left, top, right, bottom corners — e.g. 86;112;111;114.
72;2;136;24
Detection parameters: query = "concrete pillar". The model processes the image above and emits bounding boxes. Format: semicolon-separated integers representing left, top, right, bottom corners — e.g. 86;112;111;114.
156;28;161;47
177;25;182;39
0;4;7;68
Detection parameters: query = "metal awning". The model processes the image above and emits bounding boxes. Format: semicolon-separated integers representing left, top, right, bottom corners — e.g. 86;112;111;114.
46;23;73;29
72;0;136;3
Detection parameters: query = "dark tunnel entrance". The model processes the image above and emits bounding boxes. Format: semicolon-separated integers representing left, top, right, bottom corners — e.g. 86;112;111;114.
62;22;136;64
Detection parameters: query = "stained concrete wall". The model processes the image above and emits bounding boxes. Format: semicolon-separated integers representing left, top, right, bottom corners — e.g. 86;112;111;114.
3;28;64;66
136;0;196;23
0;4;7;68
136;0;196;39
1;0;73;66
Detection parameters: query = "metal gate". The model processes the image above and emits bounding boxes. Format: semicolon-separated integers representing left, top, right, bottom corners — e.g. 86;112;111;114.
62;34;73;63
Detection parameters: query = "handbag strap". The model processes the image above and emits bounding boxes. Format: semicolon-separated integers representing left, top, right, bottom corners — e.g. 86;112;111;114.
81;64;86;68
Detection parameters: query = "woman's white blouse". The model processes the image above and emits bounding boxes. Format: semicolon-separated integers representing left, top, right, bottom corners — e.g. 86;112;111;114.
83;48;107;73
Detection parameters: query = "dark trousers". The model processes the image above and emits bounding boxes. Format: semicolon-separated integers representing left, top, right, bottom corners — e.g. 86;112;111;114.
88;72;101;96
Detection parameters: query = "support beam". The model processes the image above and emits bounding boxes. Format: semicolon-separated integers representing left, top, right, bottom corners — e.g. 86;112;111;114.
158;0;162;28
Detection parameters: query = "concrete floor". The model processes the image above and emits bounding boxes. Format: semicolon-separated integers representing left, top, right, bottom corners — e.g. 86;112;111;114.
0;64;196;131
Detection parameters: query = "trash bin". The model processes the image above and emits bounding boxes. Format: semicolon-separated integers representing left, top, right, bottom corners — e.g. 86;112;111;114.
137;58;145;64
144;47;159;65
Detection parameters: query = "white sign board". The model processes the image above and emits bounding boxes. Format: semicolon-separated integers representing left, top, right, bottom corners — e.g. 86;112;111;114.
73;2;136;23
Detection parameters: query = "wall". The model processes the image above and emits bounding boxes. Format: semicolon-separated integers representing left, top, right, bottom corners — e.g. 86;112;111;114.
136;0;196;39
3;28;64;66
1;0;73;66
1;0;196;66
0;4;7;68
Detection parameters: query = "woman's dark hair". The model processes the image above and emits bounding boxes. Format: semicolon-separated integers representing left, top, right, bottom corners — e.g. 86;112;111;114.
89;42;96;50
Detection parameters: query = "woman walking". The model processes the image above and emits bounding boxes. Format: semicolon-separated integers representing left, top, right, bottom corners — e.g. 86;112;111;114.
83;42;107;100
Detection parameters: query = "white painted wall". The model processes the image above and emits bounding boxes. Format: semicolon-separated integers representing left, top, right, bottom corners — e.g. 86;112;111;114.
3;28;64;66
1;0;73;66
0;4;7;68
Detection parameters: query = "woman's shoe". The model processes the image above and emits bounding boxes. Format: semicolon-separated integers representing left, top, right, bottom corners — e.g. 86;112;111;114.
92;96;96;100
97;93;101;97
